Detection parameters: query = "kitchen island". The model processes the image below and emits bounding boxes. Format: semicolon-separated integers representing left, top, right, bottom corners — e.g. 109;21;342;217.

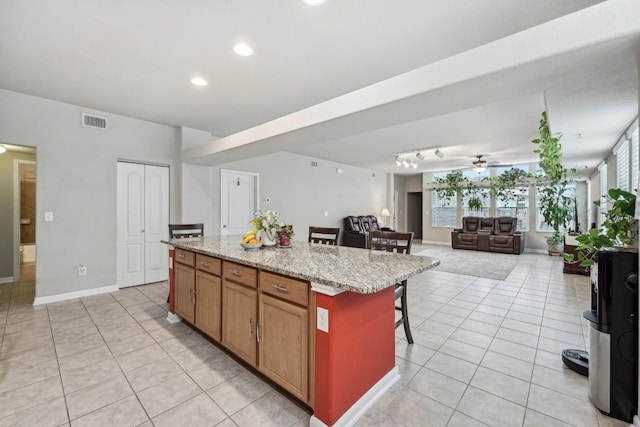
166;236;439;427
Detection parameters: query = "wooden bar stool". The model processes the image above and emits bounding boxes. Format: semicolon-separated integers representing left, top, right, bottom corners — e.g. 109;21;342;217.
368;230;414;344
308;227;340;245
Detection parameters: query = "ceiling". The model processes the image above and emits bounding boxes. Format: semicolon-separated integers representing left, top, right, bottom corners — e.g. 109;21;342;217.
1;0;638;175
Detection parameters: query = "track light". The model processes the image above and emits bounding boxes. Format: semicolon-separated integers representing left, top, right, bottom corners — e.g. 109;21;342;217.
411;160;417;169
434;148;444;158
402;158;410;168
415;152;425;161
395;155;402;166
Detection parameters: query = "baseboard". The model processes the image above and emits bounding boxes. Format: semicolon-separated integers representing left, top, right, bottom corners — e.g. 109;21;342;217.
633;415;640;427
421;240;449;246
0;276;15;284
525;248;550;255
33;285;119;306
309;366;399;427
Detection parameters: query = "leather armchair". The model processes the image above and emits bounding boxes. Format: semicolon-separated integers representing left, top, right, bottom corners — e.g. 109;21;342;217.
451;217;493;251
488;217;524;254
452;216;523;254
342;215;381;248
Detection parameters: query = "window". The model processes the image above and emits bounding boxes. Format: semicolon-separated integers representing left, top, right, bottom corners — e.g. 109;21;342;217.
599;162;608;226
496;187;529;231
631;125;639;191
461;189;491;218
493;164;530;176
463;169;490;180
615;138;629;191
431;191;457;228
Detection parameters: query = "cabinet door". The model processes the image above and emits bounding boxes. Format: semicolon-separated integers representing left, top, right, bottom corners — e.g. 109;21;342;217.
196;271;222;342
175;263;195;323
258;293;309;402
222;280;257;365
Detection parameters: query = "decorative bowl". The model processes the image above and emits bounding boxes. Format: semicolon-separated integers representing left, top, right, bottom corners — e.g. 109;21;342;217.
240;242;263;251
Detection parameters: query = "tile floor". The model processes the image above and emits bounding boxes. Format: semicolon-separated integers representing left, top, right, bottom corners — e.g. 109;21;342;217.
0;246;633;426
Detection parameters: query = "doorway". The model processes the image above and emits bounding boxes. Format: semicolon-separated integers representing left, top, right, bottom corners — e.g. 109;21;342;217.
406;191;423;240
220;169;259;236
12;156;37;286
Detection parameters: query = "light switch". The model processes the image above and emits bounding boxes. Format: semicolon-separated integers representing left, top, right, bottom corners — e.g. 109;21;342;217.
324;211;329;217
44;212;54;222
317;307;329;333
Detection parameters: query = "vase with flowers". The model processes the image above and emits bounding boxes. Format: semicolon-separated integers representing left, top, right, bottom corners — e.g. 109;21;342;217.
251;210;281;247
277;224;294;248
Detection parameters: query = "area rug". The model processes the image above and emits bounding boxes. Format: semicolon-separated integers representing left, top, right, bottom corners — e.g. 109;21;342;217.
415;248;519;280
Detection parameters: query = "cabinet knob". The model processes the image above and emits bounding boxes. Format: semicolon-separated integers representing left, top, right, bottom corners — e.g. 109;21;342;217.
231;269;241;276
201;261;210;267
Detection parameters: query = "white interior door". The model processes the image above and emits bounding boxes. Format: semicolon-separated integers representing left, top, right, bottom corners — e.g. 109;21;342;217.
220;169;259;236
117;162;169;287
144;165;169;283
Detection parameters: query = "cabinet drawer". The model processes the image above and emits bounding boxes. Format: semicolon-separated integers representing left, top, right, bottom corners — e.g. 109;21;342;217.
223;261;257;288
175;249;195;267
196;254;221;275
259;271;309;307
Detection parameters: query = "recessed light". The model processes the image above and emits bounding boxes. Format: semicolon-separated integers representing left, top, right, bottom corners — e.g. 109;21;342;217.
190;77;208;87
303;0;325;5
233;43;253;57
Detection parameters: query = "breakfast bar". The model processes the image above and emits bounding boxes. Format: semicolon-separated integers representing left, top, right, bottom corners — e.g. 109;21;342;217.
165;236;439;426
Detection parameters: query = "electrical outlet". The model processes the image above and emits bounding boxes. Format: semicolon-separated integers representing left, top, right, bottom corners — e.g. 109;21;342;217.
317;307;329;333
79;265;87;276
44;211;54;222
324;211;329;217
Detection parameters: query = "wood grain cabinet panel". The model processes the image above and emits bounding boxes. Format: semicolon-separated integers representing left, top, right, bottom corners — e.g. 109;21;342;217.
258;293;309;402
196;271;222;342
174;263;195;323
222;280;257;365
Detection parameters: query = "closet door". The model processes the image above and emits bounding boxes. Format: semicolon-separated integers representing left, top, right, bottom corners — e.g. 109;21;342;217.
144;165;169;283
117;162;169;287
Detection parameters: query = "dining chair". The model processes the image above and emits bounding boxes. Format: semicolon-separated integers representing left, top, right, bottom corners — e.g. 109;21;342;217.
368;230;414;344
168;224;204;302
308;226;340;246
169;223;204;239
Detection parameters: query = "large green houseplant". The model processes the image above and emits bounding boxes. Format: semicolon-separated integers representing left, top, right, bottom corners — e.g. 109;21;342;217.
532;111;574;253
563;188;637;267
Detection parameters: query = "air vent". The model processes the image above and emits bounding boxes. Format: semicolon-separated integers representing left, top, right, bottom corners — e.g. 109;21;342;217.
310;161;318;168
82;113;107;129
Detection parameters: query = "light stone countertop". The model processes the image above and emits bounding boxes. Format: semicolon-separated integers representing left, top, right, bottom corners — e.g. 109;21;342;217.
167;235;439;294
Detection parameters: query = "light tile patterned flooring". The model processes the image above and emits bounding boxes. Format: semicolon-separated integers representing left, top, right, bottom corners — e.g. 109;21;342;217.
0;246;633;426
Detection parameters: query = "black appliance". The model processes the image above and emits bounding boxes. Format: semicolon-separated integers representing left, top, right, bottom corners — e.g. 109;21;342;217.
584;248;638;422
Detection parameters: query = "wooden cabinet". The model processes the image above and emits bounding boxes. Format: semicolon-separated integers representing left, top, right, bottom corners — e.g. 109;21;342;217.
258;292;309;401
222;279;257;365
174;250;222;340
196;270;222;341
177;253;312;404
174;261;195;323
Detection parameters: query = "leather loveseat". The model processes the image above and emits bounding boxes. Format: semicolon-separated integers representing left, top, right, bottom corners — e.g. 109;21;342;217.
342;215;381;248
451;216;524;254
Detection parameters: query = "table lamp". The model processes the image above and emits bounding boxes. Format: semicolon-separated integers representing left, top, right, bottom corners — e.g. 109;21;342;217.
381;208;391;227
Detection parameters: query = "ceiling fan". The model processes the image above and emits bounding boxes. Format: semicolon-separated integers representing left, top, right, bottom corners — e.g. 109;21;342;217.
470;155;511;172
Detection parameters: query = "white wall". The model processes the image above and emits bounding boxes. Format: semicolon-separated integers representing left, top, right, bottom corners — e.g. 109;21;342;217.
0;89;181;298
181;152;387;239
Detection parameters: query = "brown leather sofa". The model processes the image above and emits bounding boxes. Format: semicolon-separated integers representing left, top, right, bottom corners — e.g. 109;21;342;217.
342;215;381;248
451;216;524;254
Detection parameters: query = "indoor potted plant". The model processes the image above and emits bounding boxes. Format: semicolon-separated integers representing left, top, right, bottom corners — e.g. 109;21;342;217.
532;111;574;254
563;188;637;267
277;224;295;248
251;210;281;246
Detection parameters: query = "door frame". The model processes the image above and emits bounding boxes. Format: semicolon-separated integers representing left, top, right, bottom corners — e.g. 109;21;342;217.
12;159;36;283
220;169;260;236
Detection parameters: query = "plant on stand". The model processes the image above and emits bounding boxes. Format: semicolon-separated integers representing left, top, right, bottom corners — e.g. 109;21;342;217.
251;210;281;247
532;111;575;255
563;188;637;267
